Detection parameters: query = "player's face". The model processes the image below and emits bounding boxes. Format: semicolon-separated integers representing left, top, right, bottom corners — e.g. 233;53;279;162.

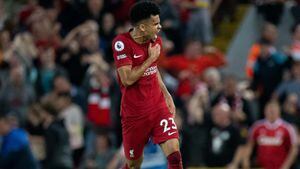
143;15;161;40
264;103;280;122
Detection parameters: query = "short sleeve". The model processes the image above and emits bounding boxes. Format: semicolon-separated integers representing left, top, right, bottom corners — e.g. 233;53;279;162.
112;36;132;68
286;124;298;145
248;123;259;142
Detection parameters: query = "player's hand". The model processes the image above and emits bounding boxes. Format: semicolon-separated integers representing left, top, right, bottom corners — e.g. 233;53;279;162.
148;43;160;63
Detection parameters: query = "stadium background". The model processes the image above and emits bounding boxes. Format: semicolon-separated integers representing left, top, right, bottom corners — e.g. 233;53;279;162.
0;0;300;168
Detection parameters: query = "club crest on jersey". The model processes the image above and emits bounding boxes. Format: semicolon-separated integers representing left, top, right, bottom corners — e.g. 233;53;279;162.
114;41;124;51
129;149;134;158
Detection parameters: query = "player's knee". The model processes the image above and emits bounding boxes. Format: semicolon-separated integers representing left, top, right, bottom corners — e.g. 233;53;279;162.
127;159;142;169
164;139;180;155
127;162;140;169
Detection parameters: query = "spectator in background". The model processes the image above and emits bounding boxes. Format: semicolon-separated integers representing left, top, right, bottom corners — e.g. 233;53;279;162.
40;99;73;169
202;68;223;104
212;75;254;127
246;23;278;79
0;64;36;125
274;61;300;106
281;94;300;131
250;39;288;117
160;40;225;100
205;103;245;168
40;0;84;37
85;65;112;129
55;91;85;168
83;131;116;169
290;0;300;26
45;74;87;112
180;0;213;44
10;32;38;75
25;103;46;165
109;0;136;24
0;113;38;169
82;0;105;26
35;44;66;97
57;20;106;87
290;23;300;62
254;0;285;25
182;85;209;167
0;0;6;30
26;7;61;49
154;0;182;54
99;12;116;64
243;101;298;169
0;30;10;91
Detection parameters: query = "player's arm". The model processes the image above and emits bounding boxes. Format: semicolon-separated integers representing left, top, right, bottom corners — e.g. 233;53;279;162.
241;140;254;169
227;145;247;169
280;126;298;169
157;71;175;115
280;144;298;169
118;44;161;87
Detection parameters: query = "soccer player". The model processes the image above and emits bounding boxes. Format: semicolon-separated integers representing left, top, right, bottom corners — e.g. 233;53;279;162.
243;101;298;169
112;1;182;169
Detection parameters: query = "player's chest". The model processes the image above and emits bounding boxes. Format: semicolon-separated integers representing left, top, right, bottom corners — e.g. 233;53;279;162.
130;43;155;66
257;127;286;146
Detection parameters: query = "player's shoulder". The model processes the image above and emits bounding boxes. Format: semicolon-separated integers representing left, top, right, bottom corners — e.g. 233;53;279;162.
252;119;266;129
280;119;294;129
112;33;131;51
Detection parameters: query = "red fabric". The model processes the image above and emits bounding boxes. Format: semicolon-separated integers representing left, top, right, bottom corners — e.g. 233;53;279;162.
167;151;183;169
18;5;37;25
87;88;111;127
250;119;297;169
159;52;226;76
112;32;167;118
159;51;225;98
122;107;179;160
112;0;136;23
122;164;129;169
176;79;193;97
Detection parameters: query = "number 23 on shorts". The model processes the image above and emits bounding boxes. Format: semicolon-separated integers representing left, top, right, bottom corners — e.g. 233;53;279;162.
160;118;177;136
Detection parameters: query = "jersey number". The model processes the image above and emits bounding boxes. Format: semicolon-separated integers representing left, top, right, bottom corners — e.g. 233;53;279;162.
160;118;177;133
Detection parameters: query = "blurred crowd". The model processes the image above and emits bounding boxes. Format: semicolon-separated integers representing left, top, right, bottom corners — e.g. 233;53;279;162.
1;0;300;169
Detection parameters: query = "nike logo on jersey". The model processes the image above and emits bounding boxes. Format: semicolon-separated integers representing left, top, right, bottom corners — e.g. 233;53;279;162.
168;131;177;136
133;54;143;58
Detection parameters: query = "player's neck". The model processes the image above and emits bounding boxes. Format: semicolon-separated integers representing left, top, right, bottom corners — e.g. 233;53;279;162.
130;28;150;44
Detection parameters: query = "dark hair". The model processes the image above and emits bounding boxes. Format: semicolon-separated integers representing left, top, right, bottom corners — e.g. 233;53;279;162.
41;101;59;117
129;1;160;25
259;38;272;45
291;22;300;34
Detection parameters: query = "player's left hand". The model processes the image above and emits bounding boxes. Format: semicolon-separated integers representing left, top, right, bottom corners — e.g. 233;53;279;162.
166;95;176;117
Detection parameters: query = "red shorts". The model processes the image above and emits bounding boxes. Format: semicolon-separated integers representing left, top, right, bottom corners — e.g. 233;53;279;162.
121;106;179;160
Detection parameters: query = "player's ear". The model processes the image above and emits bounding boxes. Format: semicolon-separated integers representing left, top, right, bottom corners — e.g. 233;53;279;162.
139;23;146;32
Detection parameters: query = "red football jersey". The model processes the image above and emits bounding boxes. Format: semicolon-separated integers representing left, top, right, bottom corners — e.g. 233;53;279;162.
249;119;297;169
112;32;166;118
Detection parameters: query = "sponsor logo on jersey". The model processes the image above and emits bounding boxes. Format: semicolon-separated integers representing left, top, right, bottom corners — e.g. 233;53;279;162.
114;41;124;51
258;136;283;146
117;54;127;60
143;66;157;76
168;131;177;136
133;54;143;58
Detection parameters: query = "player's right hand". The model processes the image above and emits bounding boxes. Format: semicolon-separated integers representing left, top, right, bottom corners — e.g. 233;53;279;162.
148;43;160;62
